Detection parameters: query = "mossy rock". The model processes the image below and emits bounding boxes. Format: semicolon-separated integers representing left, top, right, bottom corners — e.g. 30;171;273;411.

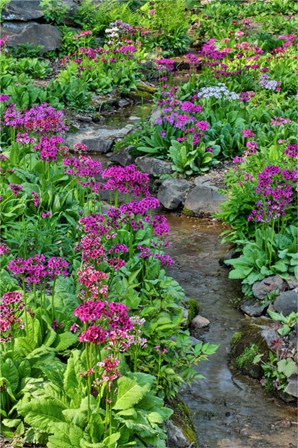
183;298;200;326
167;396;198;447
230;318;275;379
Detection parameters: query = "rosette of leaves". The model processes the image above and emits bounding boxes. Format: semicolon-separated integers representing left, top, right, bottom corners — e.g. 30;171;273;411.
17;350;172;448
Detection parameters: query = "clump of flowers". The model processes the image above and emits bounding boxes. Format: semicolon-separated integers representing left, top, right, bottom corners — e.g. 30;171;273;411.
248;166;298;223
197;83;239;100
0;291;26;343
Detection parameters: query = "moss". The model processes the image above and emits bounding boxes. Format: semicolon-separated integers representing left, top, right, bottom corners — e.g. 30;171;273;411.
184;298;200;326
235;343;260;375
182;207;195;216
168;397;198;446
231;331;243;348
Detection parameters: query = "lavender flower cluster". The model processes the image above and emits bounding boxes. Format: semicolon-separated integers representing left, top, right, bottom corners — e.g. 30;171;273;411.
259;74;281;91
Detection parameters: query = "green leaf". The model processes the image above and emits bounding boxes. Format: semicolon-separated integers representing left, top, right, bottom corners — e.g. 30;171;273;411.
63;351;80;401
48;422;84;448
54;332;78;351
113;376;150;411
277;359;298;378
19;398;66;431
1;358;19;393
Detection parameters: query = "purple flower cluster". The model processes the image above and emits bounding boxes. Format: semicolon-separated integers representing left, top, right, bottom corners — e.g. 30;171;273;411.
102;165;150;198
285;144;298;158
3;103;68;134
7;255;69;283
9;183;23;196
64;155;102;182
33;135;67;162
74;300;133;344
248;166;298;222
0;291;26;343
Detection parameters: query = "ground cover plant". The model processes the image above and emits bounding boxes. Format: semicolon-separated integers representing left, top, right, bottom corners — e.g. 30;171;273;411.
0;96;217;445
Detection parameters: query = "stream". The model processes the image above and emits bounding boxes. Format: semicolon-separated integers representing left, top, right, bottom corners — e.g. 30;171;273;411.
165;214;297;448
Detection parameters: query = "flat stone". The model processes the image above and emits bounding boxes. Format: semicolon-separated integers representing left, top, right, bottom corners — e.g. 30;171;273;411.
135;156;172;175
150;107;162;125
2;22;61;53
184;185;226;215
66;126;133;154
128;116;141;122
273;290;298;316
158;178;190;210
191;315;210;329
240;300;264;317
252;275;285;300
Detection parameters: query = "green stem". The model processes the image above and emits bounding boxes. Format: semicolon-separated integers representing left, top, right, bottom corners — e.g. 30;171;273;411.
51;278;56;320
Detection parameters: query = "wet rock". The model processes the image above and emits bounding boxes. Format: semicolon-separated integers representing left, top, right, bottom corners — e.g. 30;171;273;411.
240;300;264;317
167;397;197;448
66;126;133;154
273;290;298;316
285;376;298;398
286;276;298;290
76;115;93;123
2;22;61;52
191;315;210;329
230;318;278;379
166;421;192;448
252;275;286;300
135;156;172;175
110;146;134;166
2;0;43;21
183;185;226;216
118;98;131;108
158;178;190;210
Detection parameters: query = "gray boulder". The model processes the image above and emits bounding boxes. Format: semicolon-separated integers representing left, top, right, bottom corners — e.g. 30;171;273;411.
135;156;172;175
252;275;286;300
66;126;133;154
2;0;77;23
110;146;134;166
191;315;210;330
166;420;195;448
2;22;61;53
158;178;190;210
2;0;43;21
273;290;298;316
184;185;225;215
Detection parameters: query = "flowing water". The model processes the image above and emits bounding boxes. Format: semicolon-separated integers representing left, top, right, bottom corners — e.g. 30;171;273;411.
165;214;297;448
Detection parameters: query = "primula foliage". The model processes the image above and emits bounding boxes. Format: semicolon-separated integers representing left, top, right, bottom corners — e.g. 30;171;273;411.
0;96;217;445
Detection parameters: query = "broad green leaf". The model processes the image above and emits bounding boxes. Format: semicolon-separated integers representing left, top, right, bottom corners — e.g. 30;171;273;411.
113;376;149;411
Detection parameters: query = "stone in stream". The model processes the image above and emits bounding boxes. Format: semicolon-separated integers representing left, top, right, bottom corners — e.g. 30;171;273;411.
252;275;286;300
183;185;226;216
273;289;298;316
2;22;62;52
135;156;172;175
158;178;190;210
110;146;135;166
66;125;134;154
285;376;298;398
240;300;264;317
191;315;210;329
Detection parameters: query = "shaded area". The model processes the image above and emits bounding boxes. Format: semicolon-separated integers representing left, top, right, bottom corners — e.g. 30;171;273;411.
165;214;297;448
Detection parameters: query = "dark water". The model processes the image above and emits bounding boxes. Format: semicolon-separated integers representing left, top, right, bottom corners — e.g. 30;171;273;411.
165;214;297;448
